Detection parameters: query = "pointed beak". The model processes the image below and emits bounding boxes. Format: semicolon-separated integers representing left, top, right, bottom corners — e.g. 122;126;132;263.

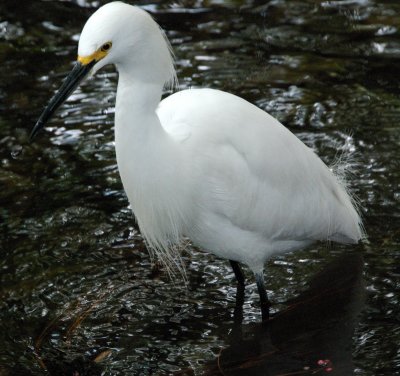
30;60;96;142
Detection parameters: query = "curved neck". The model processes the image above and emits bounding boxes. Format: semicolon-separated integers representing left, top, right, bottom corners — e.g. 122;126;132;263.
113;68;187;254
116;67;164;116
114;67;180;189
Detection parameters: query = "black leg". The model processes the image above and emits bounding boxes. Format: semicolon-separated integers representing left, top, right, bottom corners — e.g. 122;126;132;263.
230;260;245;286
233;283;245;330
255;273;270;321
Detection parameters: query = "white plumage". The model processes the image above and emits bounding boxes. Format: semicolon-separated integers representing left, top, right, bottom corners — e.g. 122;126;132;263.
32;1;363;317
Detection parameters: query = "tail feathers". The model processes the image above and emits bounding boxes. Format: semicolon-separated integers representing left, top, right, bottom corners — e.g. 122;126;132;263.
328;231;360;245
328;139;365;244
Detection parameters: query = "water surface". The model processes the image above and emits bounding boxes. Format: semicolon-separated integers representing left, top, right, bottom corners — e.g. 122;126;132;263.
1;0;399;375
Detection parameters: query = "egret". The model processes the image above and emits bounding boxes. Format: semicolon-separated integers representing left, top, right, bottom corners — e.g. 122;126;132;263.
30;2;363;319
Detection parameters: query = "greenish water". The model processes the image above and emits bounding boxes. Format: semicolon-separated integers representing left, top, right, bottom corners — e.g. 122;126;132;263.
1;0;399;375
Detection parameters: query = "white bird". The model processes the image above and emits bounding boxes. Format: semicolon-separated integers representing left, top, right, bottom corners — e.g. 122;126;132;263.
31;1;363;320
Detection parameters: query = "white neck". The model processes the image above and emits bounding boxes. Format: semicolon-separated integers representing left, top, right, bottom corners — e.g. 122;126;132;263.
114;68;187;267
115;68;169;166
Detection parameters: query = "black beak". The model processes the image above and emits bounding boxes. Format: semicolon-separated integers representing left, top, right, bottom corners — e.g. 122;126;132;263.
30;60;96;142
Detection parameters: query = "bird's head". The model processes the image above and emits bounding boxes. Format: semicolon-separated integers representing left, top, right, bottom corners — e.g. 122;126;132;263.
30;1;176;141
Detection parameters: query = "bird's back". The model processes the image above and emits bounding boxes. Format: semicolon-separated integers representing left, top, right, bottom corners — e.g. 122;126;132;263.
157;88;363;269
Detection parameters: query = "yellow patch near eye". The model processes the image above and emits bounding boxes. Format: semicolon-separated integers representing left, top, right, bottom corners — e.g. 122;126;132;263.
77;49;108;66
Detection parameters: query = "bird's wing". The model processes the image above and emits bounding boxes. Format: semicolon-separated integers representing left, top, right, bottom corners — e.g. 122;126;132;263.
157;88;362;244
157;94;193;142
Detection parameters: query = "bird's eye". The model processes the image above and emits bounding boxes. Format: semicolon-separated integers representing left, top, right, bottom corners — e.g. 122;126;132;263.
100;42;112;52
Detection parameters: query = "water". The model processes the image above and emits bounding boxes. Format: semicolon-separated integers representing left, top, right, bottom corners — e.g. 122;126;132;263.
1;0;399;374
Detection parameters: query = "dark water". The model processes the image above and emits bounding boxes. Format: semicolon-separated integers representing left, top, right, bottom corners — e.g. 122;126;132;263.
1;0;399;374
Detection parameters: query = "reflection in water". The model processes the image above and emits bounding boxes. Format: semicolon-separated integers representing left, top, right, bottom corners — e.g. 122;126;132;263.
204;254;364;376
28;254;364;375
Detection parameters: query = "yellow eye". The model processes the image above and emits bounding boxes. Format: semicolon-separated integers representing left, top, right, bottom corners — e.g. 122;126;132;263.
100;42;112;52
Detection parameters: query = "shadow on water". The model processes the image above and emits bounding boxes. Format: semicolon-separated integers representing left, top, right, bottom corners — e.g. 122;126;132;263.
27;254;364;376
202;253;365;376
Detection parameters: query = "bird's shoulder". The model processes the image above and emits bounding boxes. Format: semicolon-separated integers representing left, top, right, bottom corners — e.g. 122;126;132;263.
157;88;282;145
157;88;235;142
157;88;316;181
